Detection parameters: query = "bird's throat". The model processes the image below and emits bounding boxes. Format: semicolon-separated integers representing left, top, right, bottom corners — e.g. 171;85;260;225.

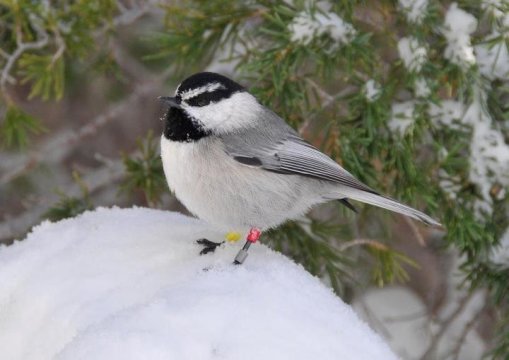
163;107;210;142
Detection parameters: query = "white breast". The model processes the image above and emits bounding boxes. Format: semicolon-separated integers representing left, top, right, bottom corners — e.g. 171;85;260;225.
160;136;327;232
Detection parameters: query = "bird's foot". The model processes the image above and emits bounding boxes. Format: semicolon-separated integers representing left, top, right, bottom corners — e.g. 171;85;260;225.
196;239;224;255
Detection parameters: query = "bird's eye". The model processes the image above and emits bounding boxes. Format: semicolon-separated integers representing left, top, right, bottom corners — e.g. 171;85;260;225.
196;98;209;107
187;94;212;107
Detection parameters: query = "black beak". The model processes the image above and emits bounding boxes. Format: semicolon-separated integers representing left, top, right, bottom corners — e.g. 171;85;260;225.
158;96;181;109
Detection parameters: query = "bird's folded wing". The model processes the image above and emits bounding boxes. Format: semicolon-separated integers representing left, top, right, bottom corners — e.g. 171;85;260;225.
221;130;378;195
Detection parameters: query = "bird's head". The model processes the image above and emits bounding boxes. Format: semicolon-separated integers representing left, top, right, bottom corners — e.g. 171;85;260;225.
160;72;261;140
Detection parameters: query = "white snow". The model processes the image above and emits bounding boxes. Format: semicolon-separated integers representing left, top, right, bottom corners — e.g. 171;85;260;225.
388;101;416;136
288;3;356;50
0;207;397;360
364;79;381;102
397;37;427;72
398;0;429;23
442;3;478;68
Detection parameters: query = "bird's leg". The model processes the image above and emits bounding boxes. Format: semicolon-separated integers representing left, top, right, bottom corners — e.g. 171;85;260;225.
233;228;261;265
196;239;224;255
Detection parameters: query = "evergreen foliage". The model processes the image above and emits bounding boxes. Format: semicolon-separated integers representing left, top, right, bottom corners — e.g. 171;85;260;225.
121;131;166;207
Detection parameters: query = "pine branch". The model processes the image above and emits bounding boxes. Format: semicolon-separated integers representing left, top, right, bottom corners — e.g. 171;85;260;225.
0;13;49;98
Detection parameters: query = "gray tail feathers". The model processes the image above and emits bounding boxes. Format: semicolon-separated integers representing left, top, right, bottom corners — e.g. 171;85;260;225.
332;188;441;227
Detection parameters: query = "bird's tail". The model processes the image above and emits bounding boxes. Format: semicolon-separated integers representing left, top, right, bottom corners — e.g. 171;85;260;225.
331;188;441;227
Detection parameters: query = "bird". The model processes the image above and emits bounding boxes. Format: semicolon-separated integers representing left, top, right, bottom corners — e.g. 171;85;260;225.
159;72;441;264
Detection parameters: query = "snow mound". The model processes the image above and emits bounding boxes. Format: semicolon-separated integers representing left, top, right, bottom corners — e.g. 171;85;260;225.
0;207;396;360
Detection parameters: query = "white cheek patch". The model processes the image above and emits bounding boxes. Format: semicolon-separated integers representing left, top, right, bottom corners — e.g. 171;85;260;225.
180;82;225;101
183;92;260;133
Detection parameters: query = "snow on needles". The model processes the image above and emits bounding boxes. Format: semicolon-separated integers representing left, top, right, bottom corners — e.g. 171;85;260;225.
389;101;416;137
0;207;397;360
442;1;509;78
442;3;478;68
364;79;381;102
476;2;509;80
464;93;509;216
288;2;356;50
481;0;508;19
398;0;429;23
398;37;427;72
430;92;509;218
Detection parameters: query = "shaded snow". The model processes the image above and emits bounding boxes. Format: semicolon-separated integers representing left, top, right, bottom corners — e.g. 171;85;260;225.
0;207;396;360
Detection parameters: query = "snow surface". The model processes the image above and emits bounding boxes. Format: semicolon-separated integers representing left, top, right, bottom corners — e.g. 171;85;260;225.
0;207;397;360
288;2;356;50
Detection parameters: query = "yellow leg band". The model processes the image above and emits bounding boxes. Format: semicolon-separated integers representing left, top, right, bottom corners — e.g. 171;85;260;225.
225;231;242;243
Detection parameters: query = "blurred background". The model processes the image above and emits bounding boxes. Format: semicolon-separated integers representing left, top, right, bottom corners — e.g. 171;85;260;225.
0;0;508;358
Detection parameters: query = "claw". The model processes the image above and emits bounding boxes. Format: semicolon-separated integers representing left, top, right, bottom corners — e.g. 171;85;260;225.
196;238;224;255
199;246;216;255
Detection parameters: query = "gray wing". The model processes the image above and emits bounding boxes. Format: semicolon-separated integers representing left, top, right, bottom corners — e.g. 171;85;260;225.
220;109;378;194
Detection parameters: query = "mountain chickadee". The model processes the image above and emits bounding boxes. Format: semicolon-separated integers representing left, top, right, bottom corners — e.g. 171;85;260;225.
160;72;441;264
